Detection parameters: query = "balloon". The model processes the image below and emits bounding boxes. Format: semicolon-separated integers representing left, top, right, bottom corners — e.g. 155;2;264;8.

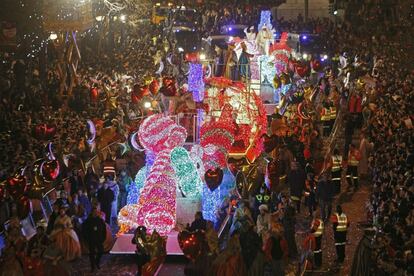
155;61;164;75
177;230;205;261
17;196;30;219
185;52;199;63
45;142;56;161
132;84;149;103
288;59;298;73
86;120;96;145
40;160;60;183
7;168;27;199
160;77;177;97
273;75;281;89
304;147;311;160
90;87;99;102
296;63;310;78
130;132;145;151
34;124;56;140
204;168;223;191
149;79;159;94
311;59;322;72
280;72;290;85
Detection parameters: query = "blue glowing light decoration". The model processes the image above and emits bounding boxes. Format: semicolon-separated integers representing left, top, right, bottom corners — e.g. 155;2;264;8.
188;63;205;102
302;35;308;40
274;88;280;103
218;168;236;202
258;55;277;85
128;166;148;205
202;184;221;223
258;10;272;31
145;150;156;168
201;168;235;223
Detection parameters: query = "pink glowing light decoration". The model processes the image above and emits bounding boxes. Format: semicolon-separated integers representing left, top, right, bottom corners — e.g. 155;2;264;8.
200;104;236;170
136;114;187;235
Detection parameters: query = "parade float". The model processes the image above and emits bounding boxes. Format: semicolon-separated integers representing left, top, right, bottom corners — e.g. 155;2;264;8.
112;67;268;254
110;10;324;256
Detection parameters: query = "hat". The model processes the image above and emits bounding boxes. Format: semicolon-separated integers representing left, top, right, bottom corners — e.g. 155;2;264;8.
259;204;269;212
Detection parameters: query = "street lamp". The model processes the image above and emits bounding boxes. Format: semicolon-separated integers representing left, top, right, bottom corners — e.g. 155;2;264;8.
49;32;58;40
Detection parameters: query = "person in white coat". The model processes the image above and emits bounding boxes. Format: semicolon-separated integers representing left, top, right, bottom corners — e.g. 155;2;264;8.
244;26;256;41
256;25;274;56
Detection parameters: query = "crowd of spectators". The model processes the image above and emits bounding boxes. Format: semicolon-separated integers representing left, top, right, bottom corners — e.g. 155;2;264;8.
363;44;414;274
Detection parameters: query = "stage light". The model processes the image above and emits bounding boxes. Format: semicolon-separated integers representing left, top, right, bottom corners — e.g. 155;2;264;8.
323;54;328;60
302;35;308;40
228;27;232;31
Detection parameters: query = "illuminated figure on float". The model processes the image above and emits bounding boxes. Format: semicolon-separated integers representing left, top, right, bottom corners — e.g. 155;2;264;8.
256;10;274;56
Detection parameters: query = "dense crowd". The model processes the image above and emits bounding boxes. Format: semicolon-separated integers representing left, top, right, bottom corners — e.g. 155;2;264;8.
363;46;414;274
